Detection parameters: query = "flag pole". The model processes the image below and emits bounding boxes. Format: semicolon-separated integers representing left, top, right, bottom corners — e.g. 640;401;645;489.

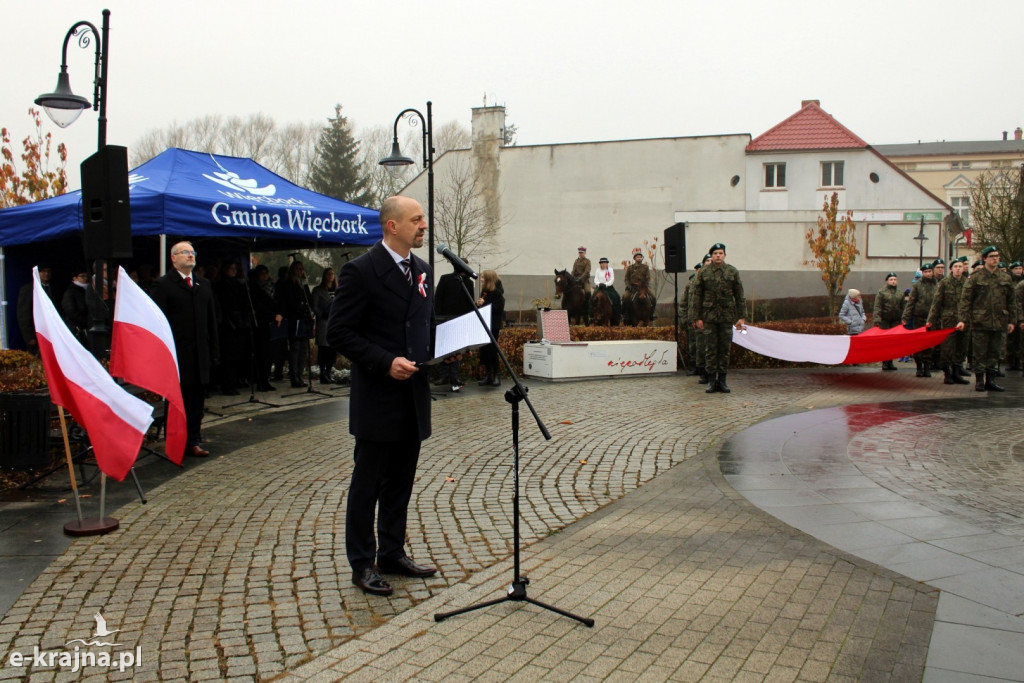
57;408;84;525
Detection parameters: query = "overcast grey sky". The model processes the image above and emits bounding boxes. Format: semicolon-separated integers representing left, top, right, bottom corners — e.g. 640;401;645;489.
4;0;1021;188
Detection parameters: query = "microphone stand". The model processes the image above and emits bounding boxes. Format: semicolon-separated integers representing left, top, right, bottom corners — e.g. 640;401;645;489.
433;273;594;628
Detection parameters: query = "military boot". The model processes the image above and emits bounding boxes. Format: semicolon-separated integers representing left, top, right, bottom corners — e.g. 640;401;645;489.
697;367;709;384
920;360;932;378
882;360;897;372
954;364;969;378
975;373;987;392
717;374;731;393
985;373;1005;392
705;375;719;393
915;360;926;378
943;367;954;385
994;366;1006;378
949;366;969;385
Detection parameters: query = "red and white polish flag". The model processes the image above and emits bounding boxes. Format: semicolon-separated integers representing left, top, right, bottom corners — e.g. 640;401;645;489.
31;267;153;482
732;324;956;365
110;267;187;464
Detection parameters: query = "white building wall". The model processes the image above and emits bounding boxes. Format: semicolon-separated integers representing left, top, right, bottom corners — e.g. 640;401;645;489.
404;132;950;307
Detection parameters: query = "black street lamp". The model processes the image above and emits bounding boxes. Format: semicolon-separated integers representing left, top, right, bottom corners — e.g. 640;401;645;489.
914;217;929;264
35;9;110;149
379;102;435;273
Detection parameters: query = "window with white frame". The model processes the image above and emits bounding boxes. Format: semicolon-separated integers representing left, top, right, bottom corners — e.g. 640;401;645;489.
764;162;786;188
951;195;971;227
821;161;845;187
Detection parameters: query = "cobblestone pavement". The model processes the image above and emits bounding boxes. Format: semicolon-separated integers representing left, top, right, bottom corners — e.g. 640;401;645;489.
0;367;997;680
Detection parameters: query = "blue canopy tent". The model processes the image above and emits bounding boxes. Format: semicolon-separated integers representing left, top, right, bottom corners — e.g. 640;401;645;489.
0;148;381;348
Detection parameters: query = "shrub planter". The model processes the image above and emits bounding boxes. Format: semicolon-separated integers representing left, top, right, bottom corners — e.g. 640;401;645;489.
0;390;52;471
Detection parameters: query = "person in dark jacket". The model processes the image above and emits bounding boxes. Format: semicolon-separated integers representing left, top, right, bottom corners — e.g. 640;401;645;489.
475;269;505;386
311;268;339;384
275;260;314;387
149;241;220;458
61;267;90;344
873;273;902;371
248;265;282;391
433;266;475;391
327;195;436;597
213;260;252;395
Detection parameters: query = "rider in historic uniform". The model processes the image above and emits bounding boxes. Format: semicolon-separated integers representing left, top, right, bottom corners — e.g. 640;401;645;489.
623;247;656;323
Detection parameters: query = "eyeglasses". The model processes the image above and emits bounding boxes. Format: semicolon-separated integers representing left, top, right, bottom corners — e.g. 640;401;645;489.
173;250;198;257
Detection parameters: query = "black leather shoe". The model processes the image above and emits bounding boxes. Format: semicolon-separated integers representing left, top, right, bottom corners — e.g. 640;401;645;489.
378;555;437;578
352;567;393;596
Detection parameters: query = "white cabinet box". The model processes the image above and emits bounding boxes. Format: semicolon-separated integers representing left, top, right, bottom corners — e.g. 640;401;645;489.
522;340;676;381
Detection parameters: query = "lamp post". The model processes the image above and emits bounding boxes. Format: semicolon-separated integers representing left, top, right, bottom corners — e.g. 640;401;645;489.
35;9;109;149
34;9;120;538
914;217;929;264
379;102;435;273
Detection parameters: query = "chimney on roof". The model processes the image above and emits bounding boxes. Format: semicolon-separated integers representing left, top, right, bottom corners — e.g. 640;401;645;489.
801;99;820;108
1016;127;1023;141
1003;131;1009;141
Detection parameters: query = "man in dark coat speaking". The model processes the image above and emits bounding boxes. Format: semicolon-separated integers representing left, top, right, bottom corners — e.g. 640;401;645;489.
150;241;219;458
327;195;436;596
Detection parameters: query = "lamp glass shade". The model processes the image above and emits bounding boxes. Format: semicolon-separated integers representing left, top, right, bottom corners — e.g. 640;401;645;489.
34;69;91;128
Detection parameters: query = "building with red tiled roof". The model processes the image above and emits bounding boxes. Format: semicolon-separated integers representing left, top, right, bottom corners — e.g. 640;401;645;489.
402;101;952;304
747;100;868;152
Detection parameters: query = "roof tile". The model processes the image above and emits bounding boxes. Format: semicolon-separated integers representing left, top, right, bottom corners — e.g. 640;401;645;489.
747;101;868;152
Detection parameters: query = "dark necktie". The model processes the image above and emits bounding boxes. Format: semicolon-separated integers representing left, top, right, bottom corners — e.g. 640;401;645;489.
400;259;412;286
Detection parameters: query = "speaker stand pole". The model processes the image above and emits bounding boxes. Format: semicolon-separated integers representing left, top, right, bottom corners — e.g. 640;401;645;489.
433;276;594;628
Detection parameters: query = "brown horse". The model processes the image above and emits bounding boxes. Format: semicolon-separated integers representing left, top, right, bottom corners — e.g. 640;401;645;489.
623;280;654;327
554;269;589;325
590;288;614;326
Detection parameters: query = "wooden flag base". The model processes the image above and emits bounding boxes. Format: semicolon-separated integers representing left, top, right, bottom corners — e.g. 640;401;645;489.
63;517;120;537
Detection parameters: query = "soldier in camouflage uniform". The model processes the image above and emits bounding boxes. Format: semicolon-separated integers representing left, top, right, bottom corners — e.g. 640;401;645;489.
926;257;970;384
932;258;946;281
688;256;712;382
690;243;745;393
680;267;697;375
957;246;1020;392
902;262;938;377
873;273;903;371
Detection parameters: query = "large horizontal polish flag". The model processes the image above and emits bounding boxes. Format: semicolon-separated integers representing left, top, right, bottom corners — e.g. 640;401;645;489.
732;324;956;365
31;267;153;482
110;267;187;464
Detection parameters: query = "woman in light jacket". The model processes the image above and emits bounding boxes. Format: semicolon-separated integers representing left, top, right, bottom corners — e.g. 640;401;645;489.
838;288;866;335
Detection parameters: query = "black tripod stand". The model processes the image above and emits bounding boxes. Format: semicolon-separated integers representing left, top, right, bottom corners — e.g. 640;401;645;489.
433;268;594;627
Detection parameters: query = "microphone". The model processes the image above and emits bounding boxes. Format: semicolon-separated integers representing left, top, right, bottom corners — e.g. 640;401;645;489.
436;244;478;279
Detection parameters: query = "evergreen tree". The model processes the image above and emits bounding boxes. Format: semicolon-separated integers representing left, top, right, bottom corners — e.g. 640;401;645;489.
308;105;373;206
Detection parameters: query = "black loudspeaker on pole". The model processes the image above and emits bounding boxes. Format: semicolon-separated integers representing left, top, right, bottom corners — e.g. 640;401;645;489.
663;222;687;273
81;145;133;260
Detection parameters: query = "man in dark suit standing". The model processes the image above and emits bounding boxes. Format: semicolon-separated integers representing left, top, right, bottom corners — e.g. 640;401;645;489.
327;195;436;596
150;241;219;458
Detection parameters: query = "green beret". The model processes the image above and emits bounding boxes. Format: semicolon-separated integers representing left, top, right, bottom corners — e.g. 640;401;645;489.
920;263;933;271
982;245;999;258
885;272;897;279
932;258;945;265
1011;261;1022;268
999;262;1006;269
954;256;969;264
709;243;726;254
973;260;983;268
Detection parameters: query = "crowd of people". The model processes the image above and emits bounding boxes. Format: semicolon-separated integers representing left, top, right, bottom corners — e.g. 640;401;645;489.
867;248;1023;391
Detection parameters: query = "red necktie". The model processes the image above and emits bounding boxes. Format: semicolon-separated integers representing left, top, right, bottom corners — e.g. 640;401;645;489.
186;276;193;288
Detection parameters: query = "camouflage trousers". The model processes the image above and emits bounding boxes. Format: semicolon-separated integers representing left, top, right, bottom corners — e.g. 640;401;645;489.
940;329;968;367
971;329;1007;374
702;322;734;375
693;325;706;369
